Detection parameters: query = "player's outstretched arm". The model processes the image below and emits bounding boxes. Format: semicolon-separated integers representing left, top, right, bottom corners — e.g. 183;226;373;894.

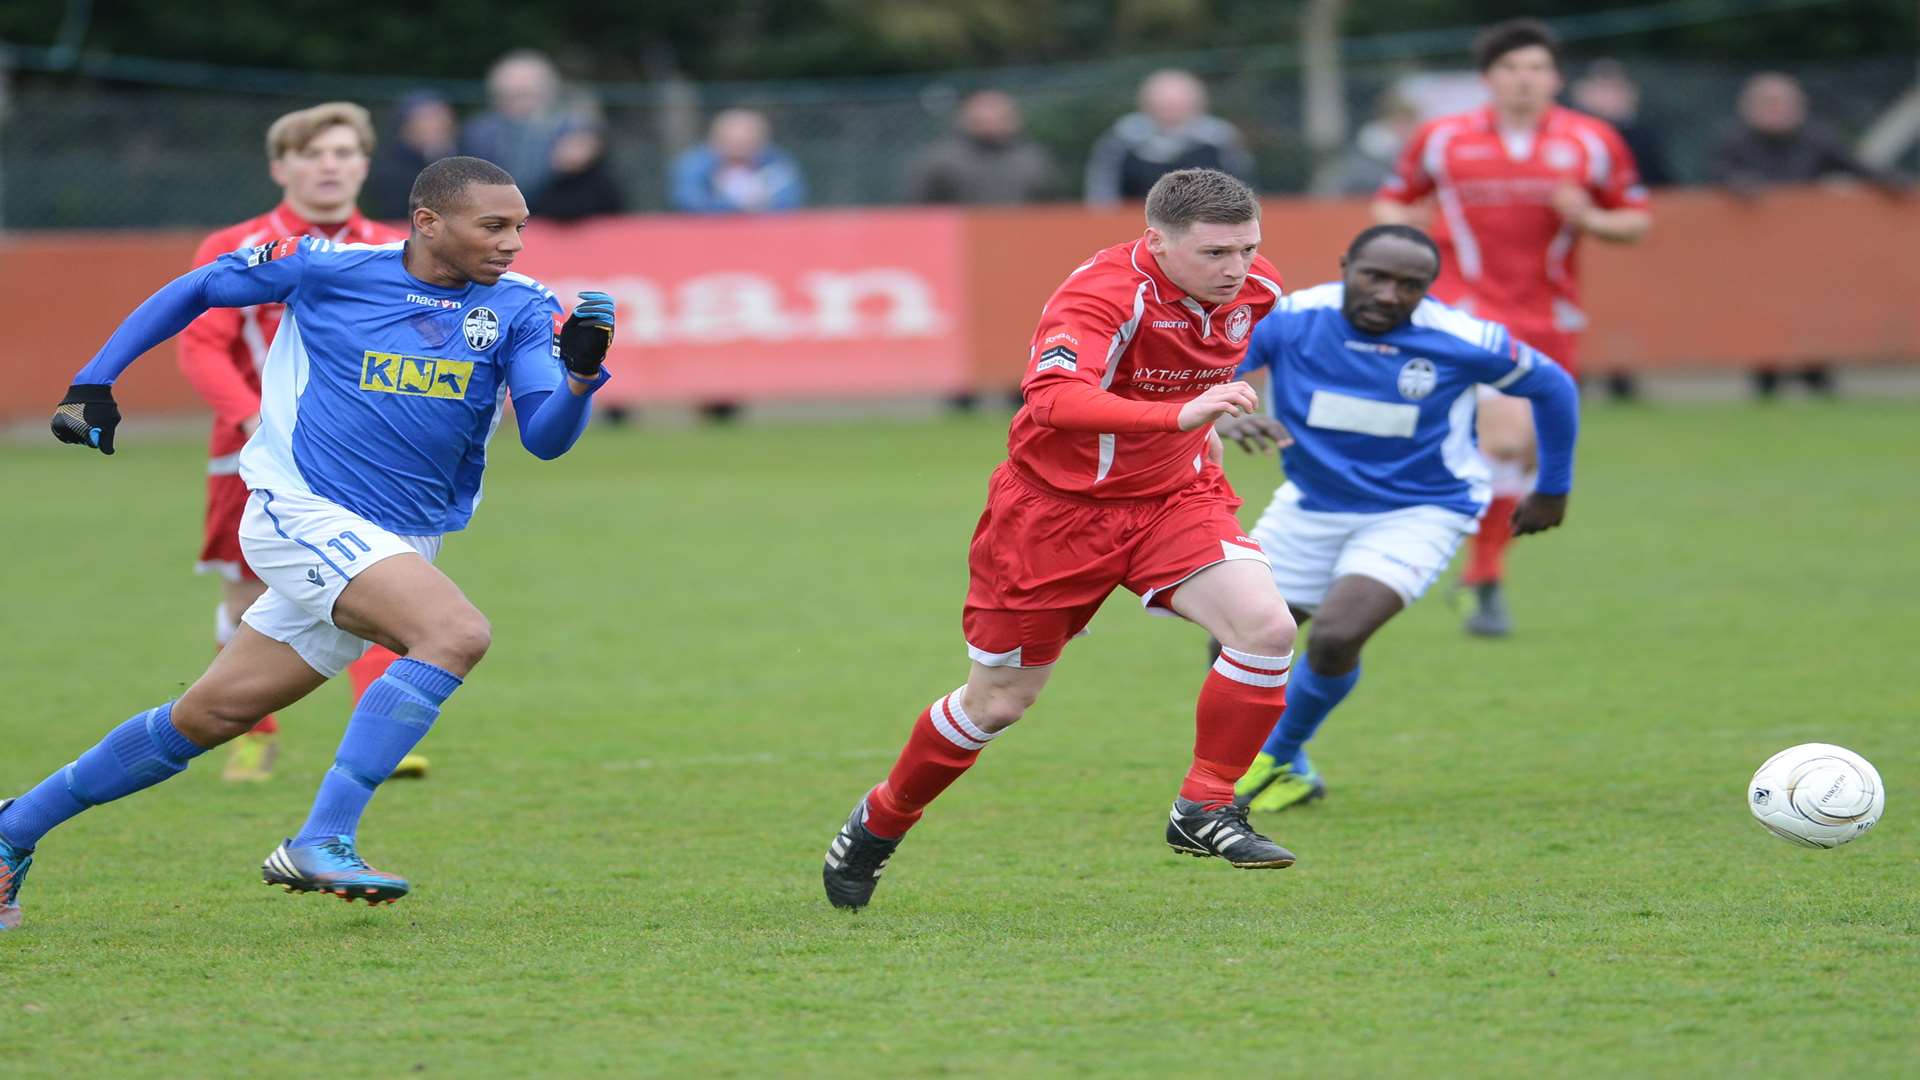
1215;413;1293;454
1174;381;1259;431
517;292;616;460
52;243;308;455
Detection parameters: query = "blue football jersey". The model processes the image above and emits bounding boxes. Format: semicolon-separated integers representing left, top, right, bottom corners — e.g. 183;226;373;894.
1237;283;1563;517
197;237;568;535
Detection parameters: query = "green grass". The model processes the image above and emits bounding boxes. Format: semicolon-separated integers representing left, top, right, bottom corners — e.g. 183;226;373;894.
1;401;1916;1077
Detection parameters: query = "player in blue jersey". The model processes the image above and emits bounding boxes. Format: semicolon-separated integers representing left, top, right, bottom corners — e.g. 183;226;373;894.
1216;224;1580;812
0;157;615;927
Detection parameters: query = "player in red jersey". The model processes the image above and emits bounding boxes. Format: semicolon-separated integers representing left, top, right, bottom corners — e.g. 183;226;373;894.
177;102;417;781
1374;19;1649;636
822;169;1300;910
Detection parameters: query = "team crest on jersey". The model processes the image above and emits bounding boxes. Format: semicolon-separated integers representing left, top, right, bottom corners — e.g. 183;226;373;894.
462;307;500;350
361;351;475;400
1543;139;1580;171
1223;306;1252;344
1397;358;1438;400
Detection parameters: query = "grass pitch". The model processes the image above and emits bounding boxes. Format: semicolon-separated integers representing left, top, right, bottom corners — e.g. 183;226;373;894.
1;400;1915;1077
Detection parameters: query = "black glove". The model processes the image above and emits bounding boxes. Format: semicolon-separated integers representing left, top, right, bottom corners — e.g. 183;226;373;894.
50;383;121;455
556;291;616;378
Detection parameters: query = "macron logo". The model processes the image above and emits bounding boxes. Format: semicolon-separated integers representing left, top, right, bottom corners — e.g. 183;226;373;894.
405;294;463;310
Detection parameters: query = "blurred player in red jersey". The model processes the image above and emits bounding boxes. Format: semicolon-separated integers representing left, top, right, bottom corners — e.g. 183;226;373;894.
178;102;420;781
1374;19;1649;636
823;169;1300;910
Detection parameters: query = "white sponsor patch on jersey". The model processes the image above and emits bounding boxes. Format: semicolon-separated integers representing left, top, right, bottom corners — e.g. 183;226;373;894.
1305;390;1419;439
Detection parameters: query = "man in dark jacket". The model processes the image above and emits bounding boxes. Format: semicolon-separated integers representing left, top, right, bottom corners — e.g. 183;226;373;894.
1085;70;1253;205
1708;72;1909;396
905;91;1063;205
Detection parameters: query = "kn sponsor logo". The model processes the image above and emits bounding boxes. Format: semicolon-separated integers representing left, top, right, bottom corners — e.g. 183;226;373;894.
360;352;475;400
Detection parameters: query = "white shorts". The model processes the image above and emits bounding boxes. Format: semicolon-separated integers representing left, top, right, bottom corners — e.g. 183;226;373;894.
237;488;441;677
1249;482;1478;612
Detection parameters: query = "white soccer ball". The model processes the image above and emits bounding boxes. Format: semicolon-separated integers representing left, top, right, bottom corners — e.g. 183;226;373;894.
1748;743;1885;848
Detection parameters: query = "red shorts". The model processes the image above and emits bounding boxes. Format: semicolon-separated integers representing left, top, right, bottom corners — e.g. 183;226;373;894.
962;463;1269;668
198;470;259;582
1521;329;1581;381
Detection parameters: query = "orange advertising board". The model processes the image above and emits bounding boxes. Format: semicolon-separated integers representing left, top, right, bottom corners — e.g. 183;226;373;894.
508;210;972;403
0;188;1914;422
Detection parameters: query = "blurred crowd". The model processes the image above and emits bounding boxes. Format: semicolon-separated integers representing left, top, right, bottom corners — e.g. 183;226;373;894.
360;49;1908;228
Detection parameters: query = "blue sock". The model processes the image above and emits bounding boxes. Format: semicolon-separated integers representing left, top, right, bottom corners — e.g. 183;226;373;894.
293;658;461;847
1259;661;1361;770
0;704;205;850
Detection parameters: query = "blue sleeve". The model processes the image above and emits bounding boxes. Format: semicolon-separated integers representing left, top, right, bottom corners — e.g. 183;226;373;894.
1237;311;1285;378
505;297;606;459
669;150;719;212
768;152;807;210
73;240;310;385
1500;353;1580;496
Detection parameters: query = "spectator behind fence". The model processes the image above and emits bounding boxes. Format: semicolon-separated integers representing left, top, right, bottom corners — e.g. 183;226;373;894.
1084;69;1253;205
461;50;613;215
904;90;1064;205
365;92;457;221
1708;72;1907;194
1329;92;1421;196
1708;72;1910;397
669;109;807;213
1572;60;1672;187
529;99;625;222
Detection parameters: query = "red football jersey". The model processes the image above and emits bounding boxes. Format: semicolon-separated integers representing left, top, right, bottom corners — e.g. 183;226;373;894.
1007;239;1283;500
177;204;402;462
1379;105;1647;339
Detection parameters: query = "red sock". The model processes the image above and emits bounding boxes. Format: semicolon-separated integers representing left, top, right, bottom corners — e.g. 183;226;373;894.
1463;495;1517;586
863;690;997;839
250;714;279;736
348;645;400;704
1184;647;1293;808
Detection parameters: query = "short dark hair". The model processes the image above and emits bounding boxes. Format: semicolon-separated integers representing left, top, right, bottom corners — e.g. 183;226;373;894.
1346;224;1442;273
408;156;517;215
1474;18;1560;72
1145;168;1260;232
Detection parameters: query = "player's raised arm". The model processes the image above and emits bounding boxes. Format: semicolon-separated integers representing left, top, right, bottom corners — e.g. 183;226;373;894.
512;291;616;460
51;239;318;454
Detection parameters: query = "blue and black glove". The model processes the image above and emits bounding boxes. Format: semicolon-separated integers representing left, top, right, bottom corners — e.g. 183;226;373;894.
50;383;121;455
557;291;616;378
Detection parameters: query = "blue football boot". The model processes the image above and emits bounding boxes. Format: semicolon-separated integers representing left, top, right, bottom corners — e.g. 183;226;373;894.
0;799;33;931
262;836;409;905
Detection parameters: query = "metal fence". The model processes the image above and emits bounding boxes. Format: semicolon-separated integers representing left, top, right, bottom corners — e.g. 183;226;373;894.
2;49;1914;229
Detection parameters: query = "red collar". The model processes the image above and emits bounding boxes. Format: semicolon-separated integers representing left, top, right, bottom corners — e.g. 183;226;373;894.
267;202;370;241
1477;104;1565;137
1128;240;1189;305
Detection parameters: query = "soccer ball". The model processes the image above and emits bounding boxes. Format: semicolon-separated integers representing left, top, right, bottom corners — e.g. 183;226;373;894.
1748;743;1884;848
